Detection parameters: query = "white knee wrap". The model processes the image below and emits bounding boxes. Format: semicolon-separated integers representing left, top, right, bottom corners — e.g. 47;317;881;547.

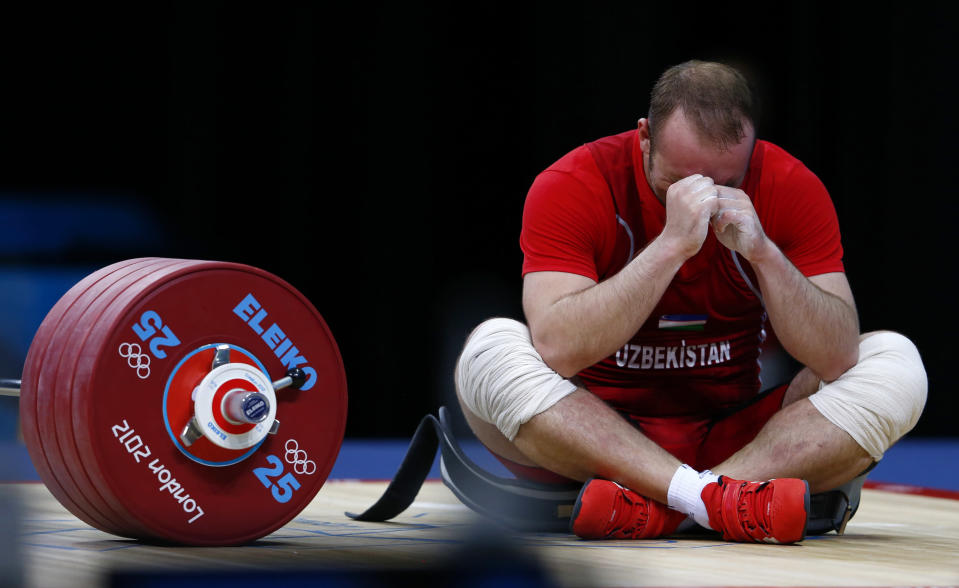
809;332;927;461
455;318;578;441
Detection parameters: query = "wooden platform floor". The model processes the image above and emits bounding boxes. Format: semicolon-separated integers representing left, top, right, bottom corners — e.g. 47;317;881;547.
5;480;959;587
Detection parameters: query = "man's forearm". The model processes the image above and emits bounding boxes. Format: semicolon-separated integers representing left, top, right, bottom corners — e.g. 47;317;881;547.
750;242;860;382
525;237;687;377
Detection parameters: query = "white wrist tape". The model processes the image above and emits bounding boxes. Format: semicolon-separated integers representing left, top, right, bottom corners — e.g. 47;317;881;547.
455;318;578;441
809;331;927;461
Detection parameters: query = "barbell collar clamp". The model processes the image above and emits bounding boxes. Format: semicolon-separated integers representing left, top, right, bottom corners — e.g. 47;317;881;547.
180;416;204;447
211;344;231;370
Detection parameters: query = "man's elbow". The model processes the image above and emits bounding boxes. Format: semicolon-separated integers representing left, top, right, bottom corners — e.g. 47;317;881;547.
819;343;860;383
531;334;583;379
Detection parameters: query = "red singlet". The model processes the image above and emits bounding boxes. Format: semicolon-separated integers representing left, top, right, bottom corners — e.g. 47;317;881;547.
516;130;844;471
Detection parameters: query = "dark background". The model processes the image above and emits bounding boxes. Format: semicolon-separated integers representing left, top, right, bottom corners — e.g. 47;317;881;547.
1;4;955;438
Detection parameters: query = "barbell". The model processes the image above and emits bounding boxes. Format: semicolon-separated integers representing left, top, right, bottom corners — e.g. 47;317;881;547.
2;257;348;546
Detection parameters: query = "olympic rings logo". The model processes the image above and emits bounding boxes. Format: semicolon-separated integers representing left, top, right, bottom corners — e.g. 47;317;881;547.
118;342;151;379
284;439;316;476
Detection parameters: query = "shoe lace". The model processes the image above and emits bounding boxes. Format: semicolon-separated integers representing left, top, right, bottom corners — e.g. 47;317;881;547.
606;486;649;538
734;480;773;539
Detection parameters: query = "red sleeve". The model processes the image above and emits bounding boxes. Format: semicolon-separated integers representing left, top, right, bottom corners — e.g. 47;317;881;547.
757;144;845;277
520;153;614;281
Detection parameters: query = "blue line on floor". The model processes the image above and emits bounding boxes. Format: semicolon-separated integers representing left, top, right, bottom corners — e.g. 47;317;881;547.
3;436;958;490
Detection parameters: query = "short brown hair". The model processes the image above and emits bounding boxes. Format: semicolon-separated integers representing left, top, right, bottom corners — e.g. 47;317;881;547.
648;60;757;151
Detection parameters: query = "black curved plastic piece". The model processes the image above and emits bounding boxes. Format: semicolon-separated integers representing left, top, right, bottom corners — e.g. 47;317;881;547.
345;413;440;522
346;407;580;531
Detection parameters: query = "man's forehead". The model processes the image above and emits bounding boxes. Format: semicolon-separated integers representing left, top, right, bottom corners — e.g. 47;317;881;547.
654;112;754;179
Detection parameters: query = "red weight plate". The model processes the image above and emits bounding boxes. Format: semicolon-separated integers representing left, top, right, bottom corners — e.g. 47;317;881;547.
21;258;148;531
58;261;210;540
21;258;163;532
72;261;348;545
44;258;194;539
43;259;189;537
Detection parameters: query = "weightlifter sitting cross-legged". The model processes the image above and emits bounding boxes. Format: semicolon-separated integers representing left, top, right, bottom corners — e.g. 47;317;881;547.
454;60;927;544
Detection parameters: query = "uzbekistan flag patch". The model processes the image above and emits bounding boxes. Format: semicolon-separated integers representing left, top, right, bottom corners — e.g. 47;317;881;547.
658;314;707;331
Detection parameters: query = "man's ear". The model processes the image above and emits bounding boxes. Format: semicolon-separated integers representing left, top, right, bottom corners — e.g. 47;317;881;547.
637;118;651;155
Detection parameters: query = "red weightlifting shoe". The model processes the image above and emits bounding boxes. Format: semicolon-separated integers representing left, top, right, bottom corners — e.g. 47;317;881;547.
702;476;810;544
570;478;686;539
